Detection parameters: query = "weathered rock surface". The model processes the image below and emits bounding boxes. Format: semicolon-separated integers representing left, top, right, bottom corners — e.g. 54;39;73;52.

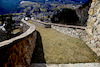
51;24;86;39
86;0;100;56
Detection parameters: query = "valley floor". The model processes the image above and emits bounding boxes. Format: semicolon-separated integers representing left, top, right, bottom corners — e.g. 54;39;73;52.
28;20;99;64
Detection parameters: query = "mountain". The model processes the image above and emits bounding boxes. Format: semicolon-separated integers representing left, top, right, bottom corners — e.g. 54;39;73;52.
0;0;89;14
17;1;38;13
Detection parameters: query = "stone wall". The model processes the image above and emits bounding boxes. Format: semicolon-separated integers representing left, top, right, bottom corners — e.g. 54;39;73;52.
51;24;86;39
31;18;51;28
0;19;37;67
22;22;30;32
86;0;100;56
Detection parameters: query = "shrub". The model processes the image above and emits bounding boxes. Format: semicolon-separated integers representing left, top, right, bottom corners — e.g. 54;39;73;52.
51;8;79;25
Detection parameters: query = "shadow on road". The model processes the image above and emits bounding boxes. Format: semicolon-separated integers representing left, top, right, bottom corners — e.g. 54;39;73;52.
31;31;46;64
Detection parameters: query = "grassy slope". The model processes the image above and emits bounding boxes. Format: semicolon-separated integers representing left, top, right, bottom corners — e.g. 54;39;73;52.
28;20;99;64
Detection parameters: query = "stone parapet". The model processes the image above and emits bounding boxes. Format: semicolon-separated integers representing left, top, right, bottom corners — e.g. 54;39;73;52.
31;19;52;28
0;19;37;67
51;24;86;39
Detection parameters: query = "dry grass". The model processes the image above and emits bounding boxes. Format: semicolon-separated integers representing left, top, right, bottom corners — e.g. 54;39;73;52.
28;20;100;64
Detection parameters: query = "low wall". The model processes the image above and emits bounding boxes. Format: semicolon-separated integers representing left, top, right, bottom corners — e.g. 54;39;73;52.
31;18;52;28
51;24;86;39
22;22;30;32
0;19;37;67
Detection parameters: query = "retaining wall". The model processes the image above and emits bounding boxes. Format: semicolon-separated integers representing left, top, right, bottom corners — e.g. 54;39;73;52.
51;24;86;39
0;19;37;67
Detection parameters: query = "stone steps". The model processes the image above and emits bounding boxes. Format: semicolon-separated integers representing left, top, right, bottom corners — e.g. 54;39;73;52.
31;63;100;67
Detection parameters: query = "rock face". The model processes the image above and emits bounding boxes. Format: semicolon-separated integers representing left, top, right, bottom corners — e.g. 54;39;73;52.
86;0;100;56
75;0;92;26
